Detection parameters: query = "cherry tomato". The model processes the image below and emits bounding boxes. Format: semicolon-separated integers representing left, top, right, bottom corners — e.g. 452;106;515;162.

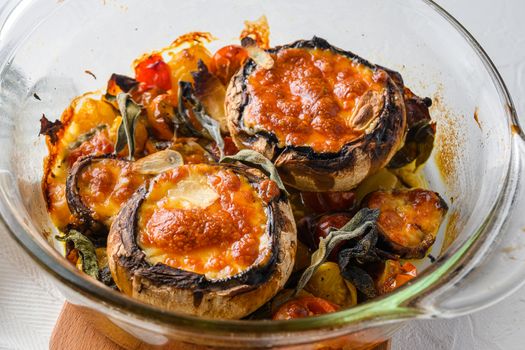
314;214;352;245
209;45;248;85
301;191;356;214
135;54;172;91
297;213;352;261
223;136;239;156
144;93;175;141
259;179;280;203
273;296;339;320
315;213;353;260
376;260;417;295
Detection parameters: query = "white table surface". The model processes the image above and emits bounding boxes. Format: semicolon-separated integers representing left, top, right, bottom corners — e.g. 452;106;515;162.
1;0;524;349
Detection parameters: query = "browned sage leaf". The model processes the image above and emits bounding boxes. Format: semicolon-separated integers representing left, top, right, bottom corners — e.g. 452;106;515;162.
39;114;63;144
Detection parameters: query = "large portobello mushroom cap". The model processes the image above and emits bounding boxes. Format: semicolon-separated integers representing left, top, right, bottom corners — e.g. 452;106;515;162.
226;37;406;191
107;163;296;319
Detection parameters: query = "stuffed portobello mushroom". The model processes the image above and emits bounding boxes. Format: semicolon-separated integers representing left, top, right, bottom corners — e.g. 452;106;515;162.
41;19;449;323
66;150;184;236
226;37;406;192
107;163;296;319
66;154;148;235
362;188;448;259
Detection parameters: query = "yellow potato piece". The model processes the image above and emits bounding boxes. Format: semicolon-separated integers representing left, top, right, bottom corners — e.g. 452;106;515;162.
355;168;400;202
167;44;212;96
389;160;428;189
293;241;312;272
304;262;357;307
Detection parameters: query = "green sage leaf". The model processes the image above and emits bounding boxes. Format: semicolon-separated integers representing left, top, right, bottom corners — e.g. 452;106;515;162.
177;81;225;158
388;120;435;169
294;208;380;295
56;230;99;280
115;93;142;160
220;149;288;195
104;93;116;103
68;125;107;150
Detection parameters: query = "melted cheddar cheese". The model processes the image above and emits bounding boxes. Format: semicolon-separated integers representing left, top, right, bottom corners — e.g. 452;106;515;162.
138;164;271;280
244;48;388;153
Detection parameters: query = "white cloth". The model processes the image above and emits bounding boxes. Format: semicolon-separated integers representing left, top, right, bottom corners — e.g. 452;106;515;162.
1;0;524;349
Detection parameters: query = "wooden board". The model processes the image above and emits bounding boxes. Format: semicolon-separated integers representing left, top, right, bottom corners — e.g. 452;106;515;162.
50;303;391;350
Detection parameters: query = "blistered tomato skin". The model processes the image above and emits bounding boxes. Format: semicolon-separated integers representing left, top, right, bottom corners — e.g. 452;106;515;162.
376;260;417;295
297;213;352;260
301;191;356;213
135;54;172;91
210;45;248;85
223;136;240;156
315;214;351;241
259;179;280;203
272;296;339;320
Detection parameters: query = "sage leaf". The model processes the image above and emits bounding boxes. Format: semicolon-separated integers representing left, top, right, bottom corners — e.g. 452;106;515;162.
337;229;381;298
38;114;63;145
56;230;99;280
68;125;107;150
339;264;377;299
107;73;138;93
294;208;380;295
191;60;228;132
220;149;288;195
115;93;142;160
388;120;435;169
177;81;225;158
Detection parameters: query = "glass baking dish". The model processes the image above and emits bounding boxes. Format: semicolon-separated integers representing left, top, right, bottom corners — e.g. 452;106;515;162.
0;0;524;348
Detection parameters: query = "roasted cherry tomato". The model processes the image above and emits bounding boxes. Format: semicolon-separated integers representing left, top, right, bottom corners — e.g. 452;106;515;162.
223;136;239;156
298;213;352;260
209;45;248;85
315;213;353;260
135;54;172;91
273;296;339;320
376;260;417;295
314;213;352;245
300;191;356;214
144;93;175;141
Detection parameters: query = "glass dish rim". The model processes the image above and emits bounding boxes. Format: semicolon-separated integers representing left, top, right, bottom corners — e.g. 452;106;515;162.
0;0;522;335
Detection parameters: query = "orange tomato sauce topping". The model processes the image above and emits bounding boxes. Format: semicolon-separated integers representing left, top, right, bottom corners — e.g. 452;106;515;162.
366;189;445;248
78;159;147;225
137;164;270;279
244;48;387;153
